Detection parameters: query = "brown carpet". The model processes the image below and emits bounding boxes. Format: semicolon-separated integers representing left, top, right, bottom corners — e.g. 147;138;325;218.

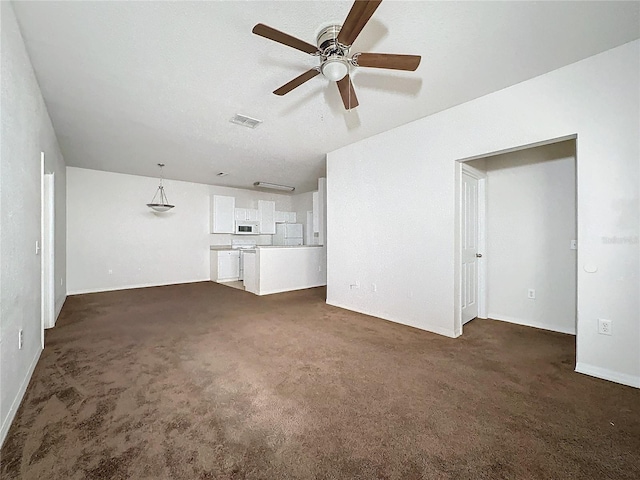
1;282;638;479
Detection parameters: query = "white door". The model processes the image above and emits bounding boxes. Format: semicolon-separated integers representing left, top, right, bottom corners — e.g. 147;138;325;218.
461;171;479;324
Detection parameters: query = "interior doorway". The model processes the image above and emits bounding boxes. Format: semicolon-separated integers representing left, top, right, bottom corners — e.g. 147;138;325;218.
41;152;55;348
460;164;486;324
456;136;577;336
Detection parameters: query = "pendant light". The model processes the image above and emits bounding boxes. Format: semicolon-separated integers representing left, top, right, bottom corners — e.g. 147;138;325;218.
147;163;175;212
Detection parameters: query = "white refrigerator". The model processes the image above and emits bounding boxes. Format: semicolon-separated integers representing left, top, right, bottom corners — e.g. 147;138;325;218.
273;223;303;246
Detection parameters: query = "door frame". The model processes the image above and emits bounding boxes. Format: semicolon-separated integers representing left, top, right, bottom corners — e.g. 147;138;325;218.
41;153;55;347
454;162;487;336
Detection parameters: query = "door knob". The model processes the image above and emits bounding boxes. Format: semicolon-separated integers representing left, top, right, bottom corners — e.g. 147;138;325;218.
476;253;483;258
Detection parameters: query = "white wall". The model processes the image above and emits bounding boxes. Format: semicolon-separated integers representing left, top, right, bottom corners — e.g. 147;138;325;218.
1;2;66;446
327;41;639;387
66;167;293;294
479;141;577;334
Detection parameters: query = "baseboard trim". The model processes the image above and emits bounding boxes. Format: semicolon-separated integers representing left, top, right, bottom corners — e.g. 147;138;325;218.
326;300;457;338
489;313;576;335
575;362;640;388
0;347;42;448
67;278;210;296
258;282;327;296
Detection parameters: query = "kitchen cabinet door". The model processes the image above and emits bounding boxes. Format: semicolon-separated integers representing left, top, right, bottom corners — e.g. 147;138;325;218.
242;252;258;294
235;208;258;222
258;200;276;234
217;251;240;281
274;211;286;223
247;209;259;222
235;208;247;221
211;195;235;233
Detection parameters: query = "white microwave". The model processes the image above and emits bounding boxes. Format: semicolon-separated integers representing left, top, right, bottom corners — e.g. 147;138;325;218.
235;221;259;235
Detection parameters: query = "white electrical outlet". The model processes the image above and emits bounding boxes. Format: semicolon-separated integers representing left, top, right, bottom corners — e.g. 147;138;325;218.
528;289;536;299
372;283;377;292
18;329;23;349
108;269;113;275
598;319;612;335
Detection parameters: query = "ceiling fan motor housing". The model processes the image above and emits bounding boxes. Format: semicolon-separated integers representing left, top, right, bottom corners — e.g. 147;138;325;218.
317;25;350;81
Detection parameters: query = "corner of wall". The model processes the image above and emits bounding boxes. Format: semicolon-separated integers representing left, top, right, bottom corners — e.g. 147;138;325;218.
55;295;67;323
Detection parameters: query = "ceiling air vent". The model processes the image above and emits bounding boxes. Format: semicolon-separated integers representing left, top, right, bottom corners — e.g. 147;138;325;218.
230;114;262;129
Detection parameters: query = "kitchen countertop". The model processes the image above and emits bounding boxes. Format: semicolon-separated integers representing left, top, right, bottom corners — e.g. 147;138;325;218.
255;245;323;249
210;245;323;250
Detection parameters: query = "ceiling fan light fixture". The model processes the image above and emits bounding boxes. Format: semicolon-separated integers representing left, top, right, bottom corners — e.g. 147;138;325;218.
321;57;348;82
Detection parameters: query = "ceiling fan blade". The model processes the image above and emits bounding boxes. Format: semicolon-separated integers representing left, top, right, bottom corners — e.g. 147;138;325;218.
337;0;383;47
355;53;421;71
336;75;359;110
252;23;318;55
273;69;320;96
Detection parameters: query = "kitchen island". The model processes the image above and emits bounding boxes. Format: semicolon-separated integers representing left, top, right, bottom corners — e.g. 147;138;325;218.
242;245;326;296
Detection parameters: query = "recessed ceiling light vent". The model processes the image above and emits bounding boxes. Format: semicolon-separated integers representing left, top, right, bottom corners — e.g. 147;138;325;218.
216;172;229;177
230;114;262;129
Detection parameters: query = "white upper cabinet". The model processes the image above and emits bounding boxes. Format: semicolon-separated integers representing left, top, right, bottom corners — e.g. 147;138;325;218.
275;210;286;223
275;211;297;223
235;208;259;222
247;209;259;222
235;208;247;221
258;200;276;234
211;195;235;233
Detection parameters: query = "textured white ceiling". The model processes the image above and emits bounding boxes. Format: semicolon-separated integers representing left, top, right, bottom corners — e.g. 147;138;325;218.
12;1;640;193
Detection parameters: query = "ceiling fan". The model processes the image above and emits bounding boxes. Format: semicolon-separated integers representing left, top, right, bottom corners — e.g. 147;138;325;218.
252;0;421;110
